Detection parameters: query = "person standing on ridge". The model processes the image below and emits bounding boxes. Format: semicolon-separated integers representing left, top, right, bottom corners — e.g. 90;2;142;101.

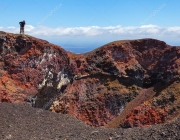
19;20;25;34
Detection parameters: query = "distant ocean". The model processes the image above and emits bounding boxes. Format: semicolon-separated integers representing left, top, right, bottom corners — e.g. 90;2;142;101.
59;44;102;54
58;41;180;54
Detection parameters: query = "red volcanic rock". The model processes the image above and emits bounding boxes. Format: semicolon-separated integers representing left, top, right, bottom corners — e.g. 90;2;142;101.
0;31;180;128
122;104;166;128
51;39;180;128
0;31;69;104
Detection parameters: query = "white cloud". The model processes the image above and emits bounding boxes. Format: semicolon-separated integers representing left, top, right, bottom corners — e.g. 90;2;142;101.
25;25;34;32
7;26;15;29
166;27;180;35
0;24;179;36
1;25;180;44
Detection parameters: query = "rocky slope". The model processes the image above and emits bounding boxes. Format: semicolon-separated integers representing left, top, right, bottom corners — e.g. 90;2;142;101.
1;103;180;140
0;31;180;128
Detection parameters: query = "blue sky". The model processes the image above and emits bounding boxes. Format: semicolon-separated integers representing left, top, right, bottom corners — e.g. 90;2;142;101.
0;0;180;53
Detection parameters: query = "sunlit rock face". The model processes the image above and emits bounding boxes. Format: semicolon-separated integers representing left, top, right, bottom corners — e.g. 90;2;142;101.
0;31;180;128
0;31;70;106
51;39;180;128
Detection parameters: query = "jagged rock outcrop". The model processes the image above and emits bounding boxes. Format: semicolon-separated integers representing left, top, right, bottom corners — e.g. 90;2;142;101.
0;31;180;128
0;31;70;106
50;39;180;128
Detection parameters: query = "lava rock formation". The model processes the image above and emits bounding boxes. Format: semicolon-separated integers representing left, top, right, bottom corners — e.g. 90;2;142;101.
0;31;180;128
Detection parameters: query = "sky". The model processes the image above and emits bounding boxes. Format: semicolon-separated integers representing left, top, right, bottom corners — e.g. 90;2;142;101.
0;0;180;53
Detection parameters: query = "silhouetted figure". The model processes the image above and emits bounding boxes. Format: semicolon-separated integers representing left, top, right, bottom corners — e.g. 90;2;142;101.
19;20;25;34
